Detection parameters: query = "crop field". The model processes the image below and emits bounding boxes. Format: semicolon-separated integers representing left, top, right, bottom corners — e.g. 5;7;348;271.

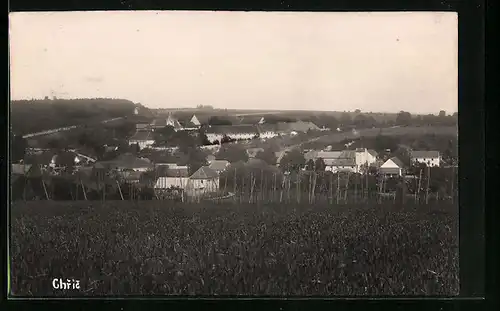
10;201;459;296
314;126;457;145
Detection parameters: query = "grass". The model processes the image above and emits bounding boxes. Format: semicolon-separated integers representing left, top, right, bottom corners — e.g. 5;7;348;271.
10;201;459;296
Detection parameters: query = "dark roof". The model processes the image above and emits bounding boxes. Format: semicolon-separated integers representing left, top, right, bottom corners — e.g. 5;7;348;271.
410;151;440;158
288;121;320;132
99;153;153;169
157;166;190;178
208;160;230;171
368;149;378;157
389;157;405;168
190;166;219;179
206;125;258;135
151;119;168;127
129;131;154;141
330;158;356;166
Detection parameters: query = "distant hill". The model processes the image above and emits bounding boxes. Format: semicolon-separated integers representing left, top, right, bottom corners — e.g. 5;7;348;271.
10;98;139;135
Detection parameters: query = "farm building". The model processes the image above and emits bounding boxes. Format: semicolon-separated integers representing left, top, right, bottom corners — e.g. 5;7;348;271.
135;123;150;131
256;124;279;139
410;151;441;167
154;166;190;196
185;166;220;197
379;157;405;177
205;125;259;143
355;148;378;167
190;114;201;126
208;160;230;174
97;153;154;172
128;131;155;150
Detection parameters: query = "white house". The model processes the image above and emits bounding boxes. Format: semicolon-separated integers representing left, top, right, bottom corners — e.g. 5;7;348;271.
355;148;378;169
379;157;405;177
128;131;155;150
410;151;441;167
312;151;357;173
154;166;190;193
186;166;220;197
134;107;139;115
205;125;259;143
257;124;278;139
190;114;201;126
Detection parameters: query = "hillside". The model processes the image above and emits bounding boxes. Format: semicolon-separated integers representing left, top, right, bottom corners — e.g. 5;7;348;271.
10;98;139;135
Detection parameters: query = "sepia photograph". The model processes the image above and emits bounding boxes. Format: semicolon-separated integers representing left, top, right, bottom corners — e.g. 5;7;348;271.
9;11;458;296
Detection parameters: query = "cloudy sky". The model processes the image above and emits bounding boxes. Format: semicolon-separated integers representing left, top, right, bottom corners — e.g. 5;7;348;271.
9;11;457;114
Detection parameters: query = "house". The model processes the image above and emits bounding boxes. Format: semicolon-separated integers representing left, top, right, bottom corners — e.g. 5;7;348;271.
208;160;230;174
154;166;190;192
150;114;183;131
205;125;259;143
246;147;265;158
307;151;357;173
186;166;220;196
379;157;405;177
98;153;154;172
190;114;201;127
257;124;279;139
410;151;441;167
355;148;378;168
136;123;150;131
134;107;139;115
128;131;155;150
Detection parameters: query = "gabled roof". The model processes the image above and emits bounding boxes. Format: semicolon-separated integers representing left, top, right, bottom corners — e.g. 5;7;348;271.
317;151;343;159
209;160;230;171
410;151;440;158
190;114;201;126
368;149;378;157
190;166;219;179
386;157;405;168
100;153;153;169
129;131;154;141
206;125;259;135
157;166;190;178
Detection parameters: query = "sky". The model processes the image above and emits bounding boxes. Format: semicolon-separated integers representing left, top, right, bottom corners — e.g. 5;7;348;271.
9;11;457;114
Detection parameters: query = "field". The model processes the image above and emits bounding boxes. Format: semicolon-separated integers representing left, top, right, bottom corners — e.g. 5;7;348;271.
10;201;459;296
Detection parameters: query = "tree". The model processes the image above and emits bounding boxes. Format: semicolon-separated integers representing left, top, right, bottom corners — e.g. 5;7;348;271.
314;158;326;171
220;135;235;144
185;147;208;175
157;125;175;140
208;116;232;126
11;133;27;162
216;144;248;163
395;111;412;126
438;110;446;118
305;159;315;171
279;149;305;172
374;135;400;153
355;109;361;114
339;113;352;127
255;149;277;166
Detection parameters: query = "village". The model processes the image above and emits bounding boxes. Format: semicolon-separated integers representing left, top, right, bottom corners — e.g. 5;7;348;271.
11;106;455;203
